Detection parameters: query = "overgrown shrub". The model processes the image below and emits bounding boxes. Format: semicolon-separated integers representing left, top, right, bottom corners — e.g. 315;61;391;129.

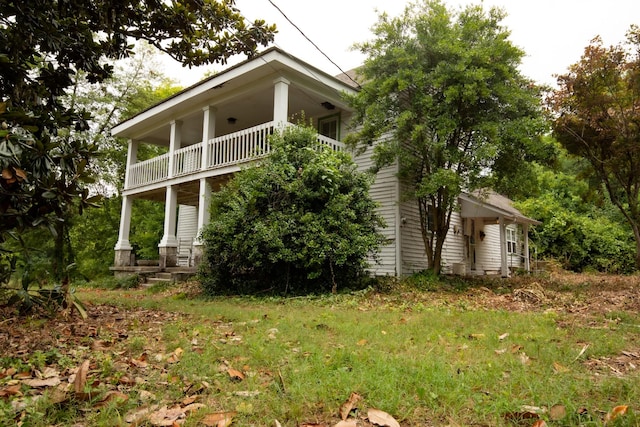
199;125;386;295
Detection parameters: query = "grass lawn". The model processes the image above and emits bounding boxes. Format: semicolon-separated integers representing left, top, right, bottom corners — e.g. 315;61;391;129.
1;273;639;426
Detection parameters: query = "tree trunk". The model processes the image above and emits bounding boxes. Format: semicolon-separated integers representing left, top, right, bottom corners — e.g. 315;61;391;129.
632;223;640;270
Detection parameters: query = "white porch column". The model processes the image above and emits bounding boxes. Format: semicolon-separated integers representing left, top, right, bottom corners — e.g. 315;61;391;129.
523;223;531;272
192;178;212;265
499;216;508;277
167;120;182;178
114;195;133;266
124;139;138;190
201;106;216;170
273;77;290;127
158;185;179;267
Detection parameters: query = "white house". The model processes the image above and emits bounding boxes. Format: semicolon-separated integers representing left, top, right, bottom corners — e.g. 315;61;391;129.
111;47;539;278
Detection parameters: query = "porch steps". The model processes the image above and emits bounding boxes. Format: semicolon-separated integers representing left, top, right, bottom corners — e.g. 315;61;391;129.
145;272;173;287
142;268;198;288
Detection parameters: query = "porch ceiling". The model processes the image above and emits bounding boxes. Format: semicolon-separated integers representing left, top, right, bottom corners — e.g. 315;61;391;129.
113;48;356;147
129;175;233;206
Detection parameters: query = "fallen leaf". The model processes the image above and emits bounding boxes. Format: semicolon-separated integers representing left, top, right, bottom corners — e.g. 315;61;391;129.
125;404;160;424
553;361;569;373
605;405;629;424
334;421;358;427
22;377;61;388
494;348;507;355
228;368;245;382
531;420;548;427
368;408;400;427
519;352;531;365
511;344;523;353
148;405;185;426
201;411;237;427
468;333;485;340
339;392;363;420
550;404;567;420
0;384;22;397
275;420;282;427
183;403;206;413
503;411;539;422
74;360;90;395
498;332;509;341
356;339;368;346
93;390;129;408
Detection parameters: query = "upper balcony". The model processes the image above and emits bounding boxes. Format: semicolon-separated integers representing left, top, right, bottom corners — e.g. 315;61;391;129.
125;121;345;190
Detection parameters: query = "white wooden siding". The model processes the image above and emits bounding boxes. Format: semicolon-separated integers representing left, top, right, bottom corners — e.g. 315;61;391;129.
440;212;466;274
176;205;198;241
352;144;398;276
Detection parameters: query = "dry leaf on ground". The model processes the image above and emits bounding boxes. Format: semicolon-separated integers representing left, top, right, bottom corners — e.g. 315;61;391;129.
227;368;245;381
201;411;237;427
368;408;400;427
334;420;358;427
605;405;629;424
550;404;567;420
339;392;363;420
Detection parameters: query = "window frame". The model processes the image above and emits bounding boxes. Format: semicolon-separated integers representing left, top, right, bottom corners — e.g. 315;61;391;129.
317;113;341;140
506;227;518;254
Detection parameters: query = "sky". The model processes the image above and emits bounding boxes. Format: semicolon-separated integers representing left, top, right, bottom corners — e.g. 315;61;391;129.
161;0;640;88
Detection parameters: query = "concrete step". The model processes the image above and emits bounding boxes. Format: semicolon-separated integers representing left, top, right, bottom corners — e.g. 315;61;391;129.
155;272;173;280
146;277;173;286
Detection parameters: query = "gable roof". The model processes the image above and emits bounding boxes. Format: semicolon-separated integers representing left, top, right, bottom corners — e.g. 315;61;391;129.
459;190;541;225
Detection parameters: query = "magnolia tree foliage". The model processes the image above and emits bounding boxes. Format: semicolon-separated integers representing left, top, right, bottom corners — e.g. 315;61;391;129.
200;126;386;295
550;27;640;269
0;0;275;238
345;0;549;275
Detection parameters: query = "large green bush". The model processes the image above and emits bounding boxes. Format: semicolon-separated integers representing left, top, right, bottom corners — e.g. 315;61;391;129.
199;126;386;295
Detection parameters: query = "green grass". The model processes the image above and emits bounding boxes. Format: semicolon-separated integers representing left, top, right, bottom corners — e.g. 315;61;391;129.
3;279;639;426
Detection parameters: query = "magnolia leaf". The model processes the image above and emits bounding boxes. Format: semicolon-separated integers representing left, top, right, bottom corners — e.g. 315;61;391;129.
550;404;567;420
201;411;237;427
227;368;245;382
604;405;629;424
552;362;569;373
93;390;129;408
334;421;358;427
74;360;90;395
339;392;363;420
503;411;539;422
368;408;400;427
148;405;185;426
22;377;61;388
125;404;160;424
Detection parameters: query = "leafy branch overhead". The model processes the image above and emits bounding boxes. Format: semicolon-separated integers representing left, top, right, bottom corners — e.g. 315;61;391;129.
0;0;276;237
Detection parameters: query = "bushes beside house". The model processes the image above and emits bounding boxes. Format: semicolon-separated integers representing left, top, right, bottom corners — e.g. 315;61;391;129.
199;126;387;295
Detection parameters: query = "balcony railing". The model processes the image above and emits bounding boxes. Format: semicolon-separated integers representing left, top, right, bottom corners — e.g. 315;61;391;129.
125;121;345;189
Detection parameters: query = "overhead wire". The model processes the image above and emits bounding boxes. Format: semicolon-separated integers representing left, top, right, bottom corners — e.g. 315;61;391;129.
265;0;362;89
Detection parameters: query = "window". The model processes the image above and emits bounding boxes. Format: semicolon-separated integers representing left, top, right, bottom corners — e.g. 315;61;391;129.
507;228;517;254
318;114;340;140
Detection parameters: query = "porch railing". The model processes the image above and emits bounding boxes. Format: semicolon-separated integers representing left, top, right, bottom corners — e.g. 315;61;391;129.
126;121;346;189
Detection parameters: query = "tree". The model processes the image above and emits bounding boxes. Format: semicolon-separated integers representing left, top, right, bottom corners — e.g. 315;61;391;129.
550;27;640;269
200;125;386;295
345;0;549;274
516;144;635;273
0;0;276;238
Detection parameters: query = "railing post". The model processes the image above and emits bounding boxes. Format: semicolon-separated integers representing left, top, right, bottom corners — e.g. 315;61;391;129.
202;106;216;171
168;120;182;178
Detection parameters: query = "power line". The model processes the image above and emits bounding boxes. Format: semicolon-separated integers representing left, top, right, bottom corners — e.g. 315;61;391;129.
266;0;362;89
